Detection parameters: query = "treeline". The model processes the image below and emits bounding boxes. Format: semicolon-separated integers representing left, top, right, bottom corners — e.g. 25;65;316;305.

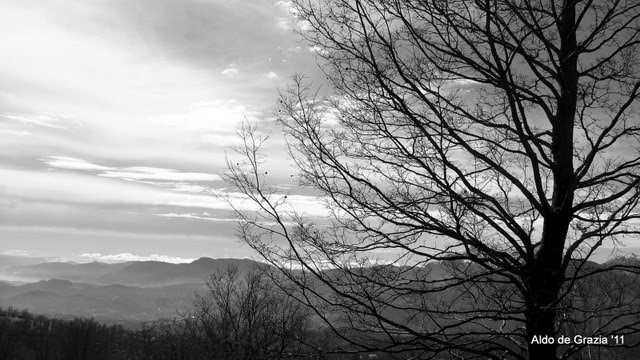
0;307;124;360
0;266;385;360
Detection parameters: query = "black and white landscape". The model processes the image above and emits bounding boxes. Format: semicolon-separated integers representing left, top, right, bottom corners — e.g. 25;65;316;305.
2;1;640;360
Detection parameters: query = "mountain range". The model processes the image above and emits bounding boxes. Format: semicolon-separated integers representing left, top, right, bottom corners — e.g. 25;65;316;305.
0;252;634;326
1;257;258;287
0;257;262;324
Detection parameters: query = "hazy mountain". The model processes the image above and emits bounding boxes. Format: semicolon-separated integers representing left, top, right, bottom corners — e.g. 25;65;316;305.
590;247;640;264
97;257;257;286
1;261;129;284
0;256;631;326
1;257;259;286
0;258;267;322
0;279;206;322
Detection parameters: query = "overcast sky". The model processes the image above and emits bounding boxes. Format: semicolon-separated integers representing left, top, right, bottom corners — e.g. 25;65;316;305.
0;0;330;263
2;1;637;265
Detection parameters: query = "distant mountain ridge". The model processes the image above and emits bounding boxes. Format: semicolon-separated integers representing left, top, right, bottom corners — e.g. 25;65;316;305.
1;257;260;287
0;255;635;326
0;258;265;323
0;279;205;324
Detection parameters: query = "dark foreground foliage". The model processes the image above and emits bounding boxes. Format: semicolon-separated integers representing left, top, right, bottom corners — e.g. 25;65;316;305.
0;308;397;360
2;305;638;360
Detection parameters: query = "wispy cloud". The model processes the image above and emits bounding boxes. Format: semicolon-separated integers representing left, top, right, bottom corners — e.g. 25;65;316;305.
100;167;220;182
78;253;198;264
45;156;114;171
156;212;237;222
43;156;221;182
307;45;328;55
2;166;330;219
1;249;51;258
275;0;296;13
0;112;77;129
221;65;239;77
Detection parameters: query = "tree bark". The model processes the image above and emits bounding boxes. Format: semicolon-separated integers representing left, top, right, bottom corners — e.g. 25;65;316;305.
526;219;569;360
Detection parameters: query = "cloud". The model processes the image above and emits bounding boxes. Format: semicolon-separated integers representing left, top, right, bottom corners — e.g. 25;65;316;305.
156;212;237;222
0;1;288;168
156;212;304;228
138;99;267;157
1;167;330;219
1;249;50;258
276;17;292;31
78;252;197;264
43;156;221;182
207;188;331;218
107;0;301;67
0;112;77;129
0;0;315;173
275;0;296;13
100;167;220;182
170;183;209;193
308;45;328;55
445;78;480;87
221;65;239;77
44;156;114;171
265;71;278;79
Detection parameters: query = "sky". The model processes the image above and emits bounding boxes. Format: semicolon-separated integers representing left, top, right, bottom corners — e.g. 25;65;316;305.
1;1;637;265
0;0;329;263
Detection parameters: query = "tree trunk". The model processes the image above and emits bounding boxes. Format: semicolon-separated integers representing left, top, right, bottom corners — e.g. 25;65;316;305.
526;307;558;360
525;215;571;360
525;264;562;360
525;1;579;357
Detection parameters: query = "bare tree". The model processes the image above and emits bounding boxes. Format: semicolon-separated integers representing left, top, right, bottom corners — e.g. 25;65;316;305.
224;1;640;359
194;265;311;360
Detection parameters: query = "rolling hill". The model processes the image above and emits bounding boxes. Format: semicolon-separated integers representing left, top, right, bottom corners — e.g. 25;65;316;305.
1;257;258;286
0;257;265;322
